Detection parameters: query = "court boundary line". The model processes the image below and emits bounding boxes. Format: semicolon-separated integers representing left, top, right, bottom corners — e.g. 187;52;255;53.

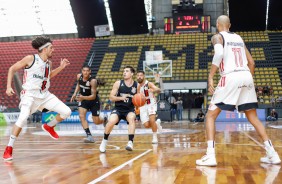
88;149;152;184
241;131;264;148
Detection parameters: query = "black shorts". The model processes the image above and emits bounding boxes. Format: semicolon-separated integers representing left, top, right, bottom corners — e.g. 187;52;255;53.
78;100;100;116
111;108;135;125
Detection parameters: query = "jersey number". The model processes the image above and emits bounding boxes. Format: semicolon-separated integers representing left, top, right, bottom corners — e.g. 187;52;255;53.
41;64;50;90
232;48;243;67
41;81;47;90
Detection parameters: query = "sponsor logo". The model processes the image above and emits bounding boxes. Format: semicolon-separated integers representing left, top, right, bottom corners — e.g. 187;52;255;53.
44;114;56;122
33;74;44;79
238;85;247;89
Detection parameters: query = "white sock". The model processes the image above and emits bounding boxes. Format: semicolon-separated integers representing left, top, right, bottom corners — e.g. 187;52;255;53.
47;117;59;127
264;140;275;152
8;135;16;147
207;140;215;154
207;140;215;148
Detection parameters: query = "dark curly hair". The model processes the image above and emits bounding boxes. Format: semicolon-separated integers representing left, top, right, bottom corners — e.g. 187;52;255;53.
31;36;52;51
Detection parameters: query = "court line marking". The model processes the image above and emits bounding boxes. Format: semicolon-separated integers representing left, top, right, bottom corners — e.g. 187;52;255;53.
241;131;264;148
88;149;152;184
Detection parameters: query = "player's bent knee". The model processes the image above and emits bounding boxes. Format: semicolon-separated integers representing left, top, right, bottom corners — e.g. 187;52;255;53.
60;106;72;119
15;114;29;128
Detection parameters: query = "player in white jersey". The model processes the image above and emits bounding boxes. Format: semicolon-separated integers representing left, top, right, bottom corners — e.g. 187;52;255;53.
3;36;72;161
136;71;162;144
196;15;280;166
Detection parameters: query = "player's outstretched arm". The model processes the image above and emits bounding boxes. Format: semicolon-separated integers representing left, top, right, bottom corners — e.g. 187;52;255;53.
50;58;70;79
148;82;161;94
6;55;34;96
70;74;81;102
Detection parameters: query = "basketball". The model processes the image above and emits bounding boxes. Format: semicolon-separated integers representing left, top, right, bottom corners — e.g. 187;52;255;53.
132;93;146;107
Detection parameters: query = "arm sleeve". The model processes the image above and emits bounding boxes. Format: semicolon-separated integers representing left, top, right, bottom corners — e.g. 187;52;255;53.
212;44;224;67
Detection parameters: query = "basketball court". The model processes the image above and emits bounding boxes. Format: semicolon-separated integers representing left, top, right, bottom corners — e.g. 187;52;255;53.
0;120;281;184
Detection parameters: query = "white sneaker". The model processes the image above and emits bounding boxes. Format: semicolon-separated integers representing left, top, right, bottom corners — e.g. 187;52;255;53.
99;139;108;153
196;154;217;166
83;135;95;143
152;135;158;144
260;151;281;164
125;141;133;151
156;119;162;133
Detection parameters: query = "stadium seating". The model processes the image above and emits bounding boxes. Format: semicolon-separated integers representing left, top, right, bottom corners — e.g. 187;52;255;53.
0;38;94;109
83;32;282;105
2;31;282;109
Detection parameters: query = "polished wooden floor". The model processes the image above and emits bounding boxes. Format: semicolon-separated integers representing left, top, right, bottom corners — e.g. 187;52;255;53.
0;120;281;184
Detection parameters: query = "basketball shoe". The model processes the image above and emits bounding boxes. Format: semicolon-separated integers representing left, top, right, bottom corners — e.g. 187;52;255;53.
125;141;133;151
3;146;13;161
84;135;95;143
156;119;162;133
196;149;217;166
99;139;108;153
42;124;59;140
260;151;281;164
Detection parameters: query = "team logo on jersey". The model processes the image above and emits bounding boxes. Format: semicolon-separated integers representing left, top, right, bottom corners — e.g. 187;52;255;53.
131;87;136;94
160;102;166;109
86;81;90;86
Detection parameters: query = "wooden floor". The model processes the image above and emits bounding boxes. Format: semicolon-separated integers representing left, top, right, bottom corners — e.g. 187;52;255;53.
0;121;281;184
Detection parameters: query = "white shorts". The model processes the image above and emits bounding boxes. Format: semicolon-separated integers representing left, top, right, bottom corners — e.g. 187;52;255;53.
140;103;157;124
209;71;258;112
19;91;66;114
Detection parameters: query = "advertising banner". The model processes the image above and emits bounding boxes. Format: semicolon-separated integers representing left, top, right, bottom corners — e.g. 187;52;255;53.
216;109;265;122
2;112;20;124
42;110;127;124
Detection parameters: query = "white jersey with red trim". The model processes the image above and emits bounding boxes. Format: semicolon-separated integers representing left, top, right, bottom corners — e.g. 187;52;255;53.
140;80;156;105
22;54;51;98
218;31;250;76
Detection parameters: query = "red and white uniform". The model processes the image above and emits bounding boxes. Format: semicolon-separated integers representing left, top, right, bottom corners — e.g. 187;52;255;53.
139;80;157;124
18;54;68;118
210;31;257;112
22;54;51;98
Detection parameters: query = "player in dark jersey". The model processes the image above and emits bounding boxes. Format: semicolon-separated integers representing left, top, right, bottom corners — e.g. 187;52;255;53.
71;65;106;143
99;66;137;152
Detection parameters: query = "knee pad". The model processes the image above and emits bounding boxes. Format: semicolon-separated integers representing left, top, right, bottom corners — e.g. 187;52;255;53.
60;106;71;119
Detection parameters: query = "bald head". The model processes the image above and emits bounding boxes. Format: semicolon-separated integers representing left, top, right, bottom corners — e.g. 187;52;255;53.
216;15;231;32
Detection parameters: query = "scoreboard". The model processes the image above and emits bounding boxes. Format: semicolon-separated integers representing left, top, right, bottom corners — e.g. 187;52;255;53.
164;15;210;34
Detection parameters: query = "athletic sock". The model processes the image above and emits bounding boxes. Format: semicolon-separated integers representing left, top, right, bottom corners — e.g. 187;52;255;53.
8;135;16;147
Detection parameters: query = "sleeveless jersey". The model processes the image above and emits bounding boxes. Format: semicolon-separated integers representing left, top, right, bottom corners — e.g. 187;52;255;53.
79;75;93;96
115;80;137;112
22;54;51;98
140;80;156;105
218;31;250;76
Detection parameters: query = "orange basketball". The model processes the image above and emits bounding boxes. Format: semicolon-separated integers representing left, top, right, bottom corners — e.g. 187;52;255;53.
132;93;146;107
